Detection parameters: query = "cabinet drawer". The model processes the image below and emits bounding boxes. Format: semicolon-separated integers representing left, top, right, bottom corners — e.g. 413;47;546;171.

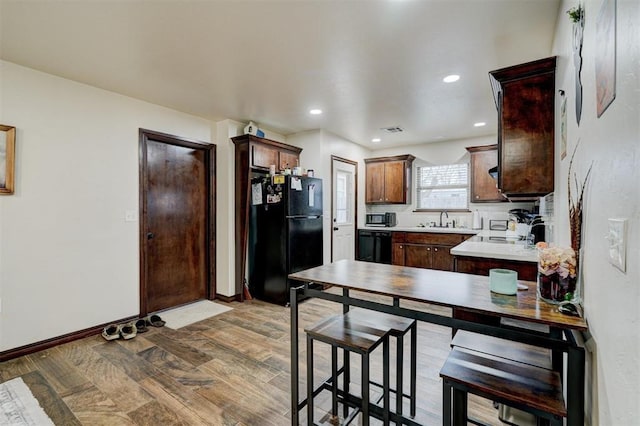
404;232;468;246
392;232;407;244
454;256;537;281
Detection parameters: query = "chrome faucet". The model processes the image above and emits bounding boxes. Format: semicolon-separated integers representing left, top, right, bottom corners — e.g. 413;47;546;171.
439;210;449;228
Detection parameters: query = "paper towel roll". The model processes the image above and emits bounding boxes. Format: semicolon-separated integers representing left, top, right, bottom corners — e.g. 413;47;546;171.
472;210;482;230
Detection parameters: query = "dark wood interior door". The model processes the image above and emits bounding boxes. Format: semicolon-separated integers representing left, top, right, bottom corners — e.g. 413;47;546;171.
140;129;215;314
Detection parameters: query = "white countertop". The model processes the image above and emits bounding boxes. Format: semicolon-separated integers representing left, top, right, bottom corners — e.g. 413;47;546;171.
450;231;538;263
360;226;479;235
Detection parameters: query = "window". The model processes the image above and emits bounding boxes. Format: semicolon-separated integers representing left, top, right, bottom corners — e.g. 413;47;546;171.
335;170;349;224
416;163;469;210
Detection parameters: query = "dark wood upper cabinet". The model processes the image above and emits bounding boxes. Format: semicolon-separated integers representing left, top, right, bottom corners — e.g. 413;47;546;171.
231;135;302;299
466;144;505;203
242;136;302;172
489;57;556;198
365;155;415;204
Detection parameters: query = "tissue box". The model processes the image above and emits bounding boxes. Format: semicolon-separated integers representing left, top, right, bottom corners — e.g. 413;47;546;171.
489;269;518;295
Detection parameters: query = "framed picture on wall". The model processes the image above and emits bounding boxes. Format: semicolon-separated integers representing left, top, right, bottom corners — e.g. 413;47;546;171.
0;125;16;195
596;0;616;117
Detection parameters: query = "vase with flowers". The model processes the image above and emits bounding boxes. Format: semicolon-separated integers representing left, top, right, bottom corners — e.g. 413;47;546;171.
537;245;578;303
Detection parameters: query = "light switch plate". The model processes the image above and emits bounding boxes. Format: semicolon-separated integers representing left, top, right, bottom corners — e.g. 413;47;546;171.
607;218;627;272
125;210;137;222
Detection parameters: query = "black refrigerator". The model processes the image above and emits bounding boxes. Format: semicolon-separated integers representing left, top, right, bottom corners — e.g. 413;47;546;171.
248;175;323;305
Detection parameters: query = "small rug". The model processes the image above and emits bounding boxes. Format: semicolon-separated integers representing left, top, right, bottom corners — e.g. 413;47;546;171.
161;300;233;330
0;377;54;426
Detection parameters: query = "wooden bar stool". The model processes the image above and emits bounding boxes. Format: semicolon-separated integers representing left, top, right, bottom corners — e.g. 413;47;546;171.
346;309;417;419
439;348;566;426
305;314;391;426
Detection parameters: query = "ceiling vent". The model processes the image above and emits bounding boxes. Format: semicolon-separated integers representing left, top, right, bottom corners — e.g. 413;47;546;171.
381;126;404;133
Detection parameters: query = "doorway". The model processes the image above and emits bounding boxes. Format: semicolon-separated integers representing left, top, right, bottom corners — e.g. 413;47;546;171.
139;129;216;315
331;156;357;262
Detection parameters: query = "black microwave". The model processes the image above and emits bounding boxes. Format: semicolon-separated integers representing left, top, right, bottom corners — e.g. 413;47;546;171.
365;212;397;227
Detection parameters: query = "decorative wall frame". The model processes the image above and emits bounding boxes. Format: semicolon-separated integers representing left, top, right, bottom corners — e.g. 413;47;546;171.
0;125;16;195
596;0;616;117
560;91;568;160
569;4;585;125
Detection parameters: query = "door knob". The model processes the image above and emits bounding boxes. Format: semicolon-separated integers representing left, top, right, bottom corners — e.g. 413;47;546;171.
147;232;155;240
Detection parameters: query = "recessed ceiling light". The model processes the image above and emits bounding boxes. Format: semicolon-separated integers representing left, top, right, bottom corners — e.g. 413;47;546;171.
474;122;486;127
372;138;381;143
443;74;460;83
309;109;322;115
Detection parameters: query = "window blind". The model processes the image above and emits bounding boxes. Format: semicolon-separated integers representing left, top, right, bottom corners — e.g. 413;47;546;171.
416;163;469;210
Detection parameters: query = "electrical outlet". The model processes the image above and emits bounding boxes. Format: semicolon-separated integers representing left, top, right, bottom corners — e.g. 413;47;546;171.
607;218;627;272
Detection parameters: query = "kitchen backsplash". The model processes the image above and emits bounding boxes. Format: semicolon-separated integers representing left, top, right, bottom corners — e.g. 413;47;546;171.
367;201;536;230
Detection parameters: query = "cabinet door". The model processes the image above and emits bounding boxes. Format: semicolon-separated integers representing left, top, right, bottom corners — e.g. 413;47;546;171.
500;73;555;196
404;244;432;269
365;162;385;203
392;243;405;266
470;148;504;202
279;151;299;171
431;246;454;271
383;161;406;203
251;144;279;169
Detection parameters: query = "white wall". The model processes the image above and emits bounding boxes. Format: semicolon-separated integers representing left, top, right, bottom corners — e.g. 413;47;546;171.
287;129;372;264
214;119;286;297
552;1;639;424
0;61;212;351
369;136;534;228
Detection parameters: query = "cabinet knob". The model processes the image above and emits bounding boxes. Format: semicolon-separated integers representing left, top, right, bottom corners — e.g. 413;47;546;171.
475;195;479;199
399;245;403;248
427;247;431;251
434;248;438;252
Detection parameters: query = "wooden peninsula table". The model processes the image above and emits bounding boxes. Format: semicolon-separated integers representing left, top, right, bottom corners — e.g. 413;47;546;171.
288;260;588;426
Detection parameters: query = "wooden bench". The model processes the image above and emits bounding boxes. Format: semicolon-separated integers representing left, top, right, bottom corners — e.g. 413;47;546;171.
305;313;391;426
440;348;566;426
451;330;552;369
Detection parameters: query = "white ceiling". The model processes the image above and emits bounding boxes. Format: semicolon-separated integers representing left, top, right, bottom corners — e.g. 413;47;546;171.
0;0;560;148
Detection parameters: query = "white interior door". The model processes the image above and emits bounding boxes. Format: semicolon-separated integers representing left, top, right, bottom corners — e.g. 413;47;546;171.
331;157;357;262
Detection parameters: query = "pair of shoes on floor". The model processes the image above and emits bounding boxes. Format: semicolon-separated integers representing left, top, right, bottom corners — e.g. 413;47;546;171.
101;314;165;341
143;314;166;328
132;314;166;334
101;322;137;341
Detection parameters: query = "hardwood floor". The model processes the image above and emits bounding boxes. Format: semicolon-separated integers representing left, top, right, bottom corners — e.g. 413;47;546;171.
0;289;503;425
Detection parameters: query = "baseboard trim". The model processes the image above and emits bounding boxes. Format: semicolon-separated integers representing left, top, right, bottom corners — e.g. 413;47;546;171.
215;293;241;303
0;315;138;362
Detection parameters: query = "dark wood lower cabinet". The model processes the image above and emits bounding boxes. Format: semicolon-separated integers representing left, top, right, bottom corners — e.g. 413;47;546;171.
452;255;539;337
404;244;432;269
392;232;470;272
454;255;537;281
